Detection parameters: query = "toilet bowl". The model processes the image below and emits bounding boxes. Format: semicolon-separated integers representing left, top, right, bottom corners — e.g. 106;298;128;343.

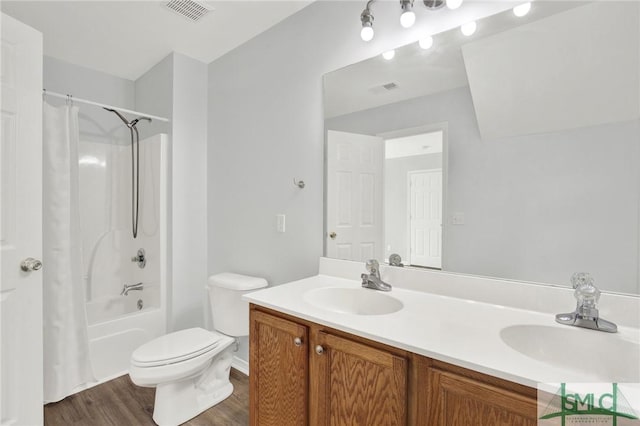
129;273;268;426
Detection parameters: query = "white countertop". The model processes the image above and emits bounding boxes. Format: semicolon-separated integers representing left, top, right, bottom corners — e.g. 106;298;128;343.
245;273;640;391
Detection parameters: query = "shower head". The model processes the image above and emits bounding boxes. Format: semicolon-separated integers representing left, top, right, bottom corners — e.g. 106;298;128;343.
104;107;130;126
103;107;152;127
130;116;153;126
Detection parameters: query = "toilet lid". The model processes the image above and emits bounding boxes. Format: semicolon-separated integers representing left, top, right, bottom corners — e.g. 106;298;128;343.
131;328;226;367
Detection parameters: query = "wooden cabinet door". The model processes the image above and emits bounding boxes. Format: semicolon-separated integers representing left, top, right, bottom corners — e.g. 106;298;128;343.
311;331;407;425
427;368;537;426
250;310;309;426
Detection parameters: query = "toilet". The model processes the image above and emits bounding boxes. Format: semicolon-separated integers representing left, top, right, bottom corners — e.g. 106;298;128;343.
129;273;268;426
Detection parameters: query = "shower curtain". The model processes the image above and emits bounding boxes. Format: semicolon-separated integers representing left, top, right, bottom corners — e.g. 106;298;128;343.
43;102;94;403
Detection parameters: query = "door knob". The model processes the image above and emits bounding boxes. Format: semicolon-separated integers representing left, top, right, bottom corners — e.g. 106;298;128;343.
294;337;303;346
329;232;337;240
315;345;324;355
20;258;42;272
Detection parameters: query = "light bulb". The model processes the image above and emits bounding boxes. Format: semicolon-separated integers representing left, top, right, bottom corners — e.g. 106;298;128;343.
461;21;476;36
382;50;396;60
418;36;433;50
400;11;416;28
446;0;463;10
361;26;374;42
513;2;531;17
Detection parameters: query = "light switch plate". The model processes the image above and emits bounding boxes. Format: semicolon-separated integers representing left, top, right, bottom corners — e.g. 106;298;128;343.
277;214;286;233
452;212;465;225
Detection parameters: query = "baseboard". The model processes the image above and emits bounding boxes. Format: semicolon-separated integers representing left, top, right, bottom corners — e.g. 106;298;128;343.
232;355;249;376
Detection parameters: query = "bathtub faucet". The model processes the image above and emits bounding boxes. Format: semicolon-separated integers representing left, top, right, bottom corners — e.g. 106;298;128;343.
121;282;143;296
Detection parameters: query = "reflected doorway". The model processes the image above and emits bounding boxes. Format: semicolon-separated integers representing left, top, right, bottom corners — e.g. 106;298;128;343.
383;129;444;268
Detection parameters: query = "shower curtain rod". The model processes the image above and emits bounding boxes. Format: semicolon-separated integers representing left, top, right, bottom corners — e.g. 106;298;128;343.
42;89;170;123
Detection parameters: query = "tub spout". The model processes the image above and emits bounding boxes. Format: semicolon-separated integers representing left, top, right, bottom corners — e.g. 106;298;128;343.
121;282;143;296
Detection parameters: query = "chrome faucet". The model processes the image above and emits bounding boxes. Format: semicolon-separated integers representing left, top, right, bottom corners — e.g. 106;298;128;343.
121;282;143;296
555;273;617;333
361;259;392;291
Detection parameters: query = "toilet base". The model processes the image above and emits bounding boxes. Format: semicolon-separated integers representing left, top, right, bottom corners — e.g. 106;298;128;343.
151;348;234;426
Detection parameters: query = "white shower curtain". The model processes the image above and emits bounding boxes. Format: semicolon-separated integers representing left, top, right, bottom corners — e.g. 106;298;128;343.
43;102;94;403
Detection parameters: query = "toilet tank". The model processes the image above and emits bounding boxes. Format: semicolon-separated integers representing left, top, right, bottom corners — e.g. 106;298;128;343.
208;272;268;337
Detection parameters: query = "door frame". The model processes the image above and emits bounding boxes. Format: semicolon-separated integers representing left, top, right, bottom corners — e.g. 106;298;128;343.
377;122;448;269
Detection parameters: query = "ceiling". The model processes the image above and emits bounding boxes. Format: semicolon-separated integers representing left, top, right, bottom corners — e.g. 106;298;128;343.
1;0;312;81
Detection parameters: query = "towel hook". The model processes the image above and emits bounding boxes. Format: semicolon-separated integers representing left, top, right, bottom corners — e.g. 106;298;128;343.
293;178;305;189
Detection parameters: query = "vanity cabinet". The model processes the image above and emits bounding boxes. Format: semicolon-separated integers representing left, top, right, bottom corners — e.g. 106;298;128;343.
249;305;537;426
249;310;309;426
425;367;537;425
311;331;408;425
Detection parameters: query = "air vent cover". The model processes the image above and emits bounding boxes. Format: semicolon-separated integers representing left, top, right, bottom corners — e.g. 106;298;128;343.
165;0;214;22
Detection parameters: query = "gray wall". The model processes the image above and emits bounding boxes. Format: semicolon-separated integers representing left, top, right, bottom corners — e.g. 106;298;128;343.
327;86;640;292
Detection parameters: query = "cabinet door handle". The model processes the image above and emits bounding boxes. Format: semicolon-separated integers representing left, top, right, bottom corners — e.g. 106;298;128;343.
315;345;324;355
294;337;302;346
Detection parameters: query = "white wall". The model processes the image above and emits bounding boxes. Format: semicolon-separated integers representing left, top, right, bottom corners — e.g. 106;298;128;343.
171;54;209;330
44;56;135;109
136;52;208;331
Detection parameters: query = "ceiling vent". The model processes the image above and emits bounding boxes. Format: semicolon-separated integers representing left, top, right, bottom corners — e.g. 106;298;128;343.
164;0;214;22
368;82;400;95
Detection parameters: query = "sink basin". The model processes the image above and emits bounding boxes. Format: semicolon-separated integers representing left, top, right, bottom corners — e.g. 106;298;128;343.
303;287;403;315
500;325;640;382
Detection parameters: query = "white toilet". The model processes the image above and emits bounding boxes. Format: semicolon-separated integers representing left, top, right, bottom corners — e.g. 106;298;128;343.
129;273;268;426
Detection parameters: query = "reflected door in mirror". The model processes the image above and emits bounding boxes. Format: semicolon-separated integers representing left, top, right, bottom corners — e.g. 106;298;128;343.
326;130;383;261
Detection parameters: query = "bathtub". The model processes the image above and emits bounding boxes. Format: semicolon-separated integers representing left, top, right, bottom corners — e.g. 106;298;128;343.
86;284;165;384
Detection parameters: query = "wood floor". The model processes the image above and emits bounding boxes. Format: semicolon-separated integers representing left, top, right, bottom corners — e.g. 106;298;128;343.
44;369;249;426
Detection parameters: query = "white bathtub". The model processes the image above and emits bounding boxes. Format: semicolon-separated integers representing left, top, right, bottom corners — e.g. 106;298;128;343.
86;284;165;384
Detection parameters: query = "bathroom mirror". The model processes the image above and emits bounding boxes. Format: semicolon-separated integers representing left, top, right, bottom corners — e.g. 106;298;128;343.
323;1;640;295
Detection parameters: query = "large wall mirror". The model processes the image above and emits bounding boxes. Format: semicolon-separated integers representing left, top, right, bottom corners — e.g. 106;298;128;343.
323;1;640;295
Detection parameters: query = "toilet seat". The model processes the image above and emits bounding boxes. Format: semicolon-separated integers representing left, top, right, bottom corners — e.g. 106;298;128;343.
132;328;226;368
129;328;235;388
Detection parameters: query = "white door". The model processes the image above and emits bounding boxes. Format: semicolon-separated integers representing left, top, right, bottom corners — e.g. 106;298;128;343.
1;13;43;425
409;170;442;268
326;130;383;261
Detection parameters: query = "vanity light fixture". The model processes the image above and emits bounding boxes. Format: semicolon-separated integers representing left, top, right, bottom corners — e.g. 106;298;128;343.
382;50;396;60
513;2;531;17
418;36;434;49
461;20;477;36
359;0;462;42
400;0;416;28
360;0;375;41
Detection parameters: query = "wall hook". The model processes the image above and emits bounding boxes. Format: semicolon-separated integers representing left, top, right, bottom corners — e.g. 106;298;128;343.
293;178;305;189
